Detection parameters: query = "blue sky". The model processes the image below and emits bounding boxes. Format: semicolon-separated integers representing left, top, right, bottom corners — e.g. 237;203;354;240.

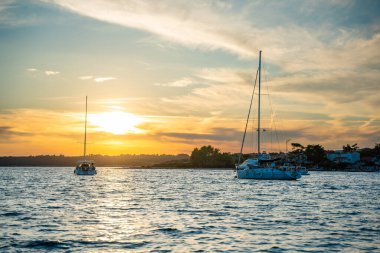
0;0;379;155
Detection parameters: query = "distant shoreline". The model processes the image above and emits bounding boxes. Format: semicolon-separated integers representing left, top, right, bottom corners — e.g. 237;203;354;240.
0;166;233;170
0;166;378;172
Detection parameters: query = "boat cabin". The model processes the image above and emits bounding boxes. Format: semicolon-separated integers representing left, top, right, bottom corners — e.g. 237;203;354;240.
76;160;96;170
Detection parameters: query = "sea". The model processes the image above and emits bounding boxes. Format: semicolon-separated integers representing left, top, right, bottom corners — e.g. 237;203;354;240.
0;167;379;252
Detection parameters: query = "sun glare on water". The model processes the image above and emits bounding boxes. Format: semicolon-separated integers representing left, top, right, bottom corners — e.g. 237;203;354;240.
89;111;142;135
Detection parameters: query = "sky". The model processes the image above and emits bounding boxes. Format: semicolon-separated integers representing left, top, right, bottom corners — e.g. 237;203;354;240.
0;0;379;156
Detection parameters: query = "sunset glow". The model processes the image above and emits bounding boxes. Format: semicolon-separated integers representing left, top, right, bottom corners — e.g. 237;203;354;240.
0;1;379;156
89;111;143;135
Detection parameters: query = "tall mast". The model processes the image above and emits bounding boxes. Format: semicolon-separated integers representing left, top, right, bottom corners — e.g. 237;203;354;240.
84;96;87;161
257;50;262;156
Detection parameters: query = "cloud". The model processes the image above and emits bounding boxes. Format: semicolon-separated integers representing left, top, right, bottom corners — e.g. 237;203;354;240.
45;70;60;75
0;126;31;142
50;0;257;57
0;1;35;26
94;77;116;83
271;69;380;105
26;68;63;76
78;75;93;80
128;62;379;150
151;123;380;152
78;76;116;83
158;127;243;142
0;1;14;12
148;67;258;117
198;68;254;85
49;0;380;74
154;77;193;87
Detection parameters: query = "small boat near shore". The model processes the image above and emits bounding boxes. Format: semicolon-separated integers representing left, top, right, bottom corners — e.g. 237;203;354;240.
74;96;96;175
236;51;301;180
74;160;96;175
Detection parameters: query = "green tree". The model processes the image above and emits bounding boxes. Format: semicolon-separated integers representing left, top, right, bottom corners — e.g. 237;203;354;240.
288;143;305;163
342;143;359;152
291;143;305;151
360;143;380;157
304;144;326;166
190;145;234;168
374;143;380;154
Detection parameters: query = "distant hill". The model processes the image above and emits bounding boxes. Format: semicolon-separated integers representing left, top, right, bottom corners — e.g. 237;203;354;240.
0;154;189;167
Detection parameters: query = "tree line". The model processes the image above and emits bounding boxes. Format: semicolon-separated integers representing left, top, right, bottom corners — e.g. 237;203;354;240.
0;154;189;167
155;143;380;169
1;143;379;168
288;142;380;168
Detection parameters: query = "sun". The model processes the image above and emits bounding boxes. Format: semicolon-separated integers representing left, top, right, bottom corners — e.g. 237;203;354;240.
89;111;143;135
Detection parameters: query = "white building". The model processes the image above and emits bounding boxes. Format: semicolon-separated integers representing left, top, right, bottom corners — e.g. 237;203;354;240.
327;151;360;164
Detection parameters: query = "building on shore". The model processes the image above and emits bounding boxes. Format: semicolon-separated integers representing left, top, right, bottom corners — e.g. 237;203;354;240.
326;151;360;164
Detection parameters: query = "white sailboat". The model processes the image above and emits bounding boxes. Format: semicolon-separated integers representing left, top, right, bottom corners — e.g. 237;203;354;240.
74;96;96;175
236;51;301;180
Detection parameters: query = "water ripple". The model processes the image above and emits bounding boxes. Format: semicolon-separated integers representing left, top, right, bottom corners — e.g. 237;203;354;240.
0;167;379;252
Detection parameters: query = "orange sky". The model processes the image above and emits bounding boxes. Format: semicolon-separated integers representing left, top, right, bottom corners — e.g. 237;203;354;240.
0;1;379;155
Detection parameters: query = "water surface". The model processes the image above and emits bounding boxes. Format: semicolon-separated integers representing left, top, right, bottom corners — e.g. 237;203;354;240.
1;167;379;252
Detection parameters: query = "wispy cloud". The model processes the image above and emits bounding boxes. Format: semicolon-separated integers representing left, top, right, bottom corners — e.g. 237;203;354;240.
50;0;258;58
45;70;60;76
0;0;43;26
49;0;380;74
198;68;253;85
94;77;116;83
78;76;116;83
26;68;61;76
270;69;380;108
0;126;31;142
0;0;14;12
154;77;193;87
157;127;243;142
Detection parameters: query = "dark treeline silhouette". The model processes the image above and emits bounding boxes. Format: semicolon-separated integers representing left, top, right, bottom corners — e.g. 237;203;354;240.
0;154;189;167
288;142;380;170
190;145;235;168
154;143;380;169
288;143;327;166
2;143;379;169
152;145;235;168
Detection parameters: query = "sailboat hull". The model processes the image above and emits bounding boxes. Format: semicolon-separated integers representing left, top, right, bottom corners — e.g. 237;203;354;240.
74;169;96;175
237;167;301;180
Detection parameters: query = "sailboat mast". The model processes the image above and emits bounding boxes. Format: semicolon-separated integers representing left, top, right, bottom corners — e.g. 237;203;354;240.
84;96;87;161
257;50;262;156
